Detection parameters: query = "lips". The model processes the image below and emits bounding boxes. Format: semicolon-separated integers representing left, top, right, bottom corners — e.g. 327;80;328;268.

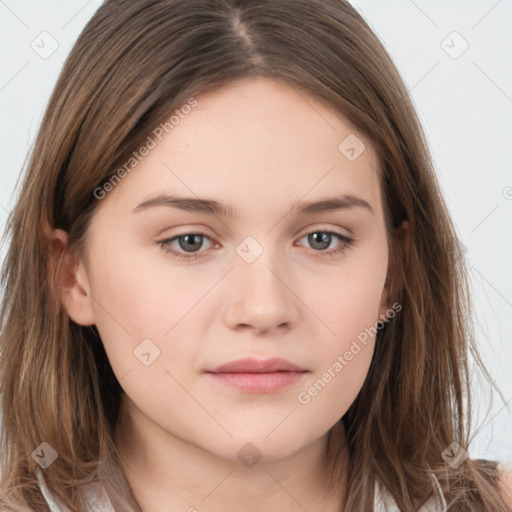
207;357;306;374
205;357;308;393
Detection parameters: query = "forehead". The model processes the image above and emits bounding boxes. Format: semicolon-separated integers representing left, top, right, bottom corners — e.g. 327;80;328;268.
97;77;383;223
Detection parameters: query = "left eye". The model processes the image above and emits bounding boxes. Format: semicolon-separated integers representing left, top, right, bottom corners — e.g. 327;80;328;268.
157;230;354;260
298;231;348;252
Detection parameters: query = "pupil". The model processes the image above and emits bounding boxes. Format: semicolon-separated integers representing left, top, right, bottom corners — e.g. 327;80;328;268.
309;232;330;250
179;234;202;252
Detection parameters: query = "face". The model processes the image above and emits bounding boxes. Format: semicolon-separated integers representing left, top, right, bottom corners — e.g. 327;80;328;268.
66;77;394;463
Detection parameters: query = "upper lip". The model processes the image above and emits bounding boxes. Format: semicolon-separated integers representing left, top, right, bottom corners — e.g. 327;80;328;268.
207;357;306;373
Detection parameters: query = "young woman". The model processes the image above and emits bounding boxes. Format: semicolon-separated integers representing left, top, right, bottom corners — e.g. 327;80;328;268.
0;0;510;510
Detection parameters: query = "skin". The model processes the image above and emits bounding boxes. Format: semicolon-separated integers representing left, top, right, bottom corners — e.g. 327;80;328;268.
49;77;408;511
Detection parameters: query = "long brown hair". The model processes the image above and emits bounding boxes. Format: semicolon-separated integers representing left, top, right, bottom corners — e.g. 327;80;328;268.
0;0;509;510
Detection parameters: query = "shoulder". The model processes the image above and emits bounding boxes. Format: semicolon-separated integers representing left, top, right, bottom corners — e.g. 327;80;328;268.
497;463;512;508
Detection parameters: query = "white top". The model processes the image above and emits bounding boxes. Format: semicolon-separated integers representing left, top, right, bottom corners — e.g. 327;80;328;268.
36;466;447;511
374;469;448;511
35;467;115;512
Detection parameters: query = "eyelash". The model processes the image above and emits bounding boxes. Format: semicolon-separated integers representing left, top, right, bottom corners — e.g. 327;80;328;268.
157;230;355;261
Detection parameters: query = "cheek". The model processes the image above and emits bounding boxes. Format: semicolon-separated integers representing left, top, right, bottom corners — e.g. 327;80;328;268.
85;243;213;381
284;258;386;416
300;254;388;344
295;270;384;421
295;339;374;434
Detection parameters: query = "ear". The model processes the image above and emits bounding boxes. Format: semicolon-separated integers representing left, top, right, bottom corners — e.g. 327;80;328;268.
378;219;409;320
43;221;96;326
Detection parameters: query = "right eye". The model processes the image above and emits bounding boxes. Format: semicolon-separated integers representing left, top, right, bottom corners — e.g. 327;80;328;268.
157;232;218;260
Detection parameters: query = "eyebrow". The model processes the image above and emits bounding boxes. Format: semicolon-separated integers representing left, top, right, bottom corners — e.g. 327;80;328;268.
131;193;374;217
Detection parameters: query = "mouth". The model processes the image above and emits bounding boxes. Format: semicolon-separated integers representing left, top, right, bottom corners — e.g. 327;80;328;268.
205;357;309;393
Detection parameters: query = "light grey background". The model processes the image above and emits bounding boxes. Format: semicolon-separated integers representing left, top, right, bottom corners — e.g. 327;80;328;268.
1;0;511;465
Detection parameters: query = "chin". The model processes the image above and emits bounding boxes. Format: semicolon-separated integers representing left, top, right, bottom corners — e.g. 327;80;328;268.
217;431;317;465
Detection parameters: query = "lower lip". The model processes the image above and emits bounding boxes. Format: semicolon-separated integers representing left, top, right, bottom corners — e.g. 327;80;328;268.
206;371;307;393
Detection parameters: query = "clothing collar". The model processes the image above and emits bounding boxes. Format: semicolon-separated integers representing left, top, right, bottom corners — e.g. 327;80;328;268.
374;469;448;511
35;466;114;512
36;465;447;511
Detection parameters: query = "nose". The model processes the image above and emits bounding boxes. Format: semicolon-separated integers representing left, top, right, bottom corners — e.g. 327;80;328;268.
222;248;300;335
